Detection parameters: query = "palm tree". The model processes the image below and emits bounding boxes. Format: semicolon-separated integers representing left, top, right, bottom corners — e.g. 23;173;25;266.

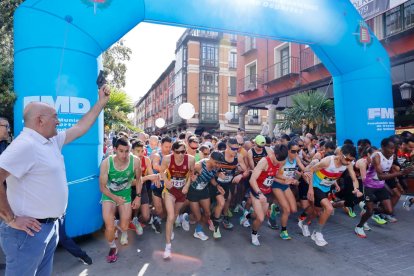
279;91;334;135
104;88;139;132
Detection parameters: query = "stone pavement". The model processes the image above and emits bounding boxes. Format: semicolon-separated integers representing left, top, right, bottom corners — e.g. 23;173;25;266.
3;203;414;276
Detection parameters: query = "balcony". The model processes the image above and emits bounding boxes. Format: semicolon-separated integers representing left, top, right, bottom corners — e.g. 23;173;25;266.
262;57;300;84
300;48;322;72
239;74;263;93
176;29;220;48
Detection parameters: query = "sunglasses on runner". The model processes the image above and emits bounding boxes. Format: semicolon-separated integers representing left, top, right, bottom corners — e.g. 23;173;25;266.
239;143;244;146
343;155;353;162
298;144;304;148
290;150;298;154
230;147;239;151
175;150;186;154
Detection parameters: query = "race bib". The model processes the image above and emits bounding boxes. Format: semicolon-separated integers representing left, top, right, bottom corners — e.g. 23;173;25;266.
218;174;232;183
263;177;274;187
172;178;185;188
284;169;296;179
320;177;336;187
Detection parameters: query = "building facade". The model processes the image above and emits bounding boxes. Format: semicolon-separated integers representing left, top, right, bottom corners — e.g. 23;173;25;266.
237;0;414;136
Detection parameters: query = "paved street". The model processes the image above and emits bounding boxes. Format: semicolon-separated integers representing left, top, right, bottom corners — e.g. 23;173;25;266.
5;203;414;276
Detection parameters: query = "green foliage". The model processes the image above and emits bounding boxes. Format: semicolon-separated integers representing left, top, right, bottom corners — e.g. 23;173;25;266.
0;1;24;125
104;88;136;131
279;91;335;135
103;41;132;89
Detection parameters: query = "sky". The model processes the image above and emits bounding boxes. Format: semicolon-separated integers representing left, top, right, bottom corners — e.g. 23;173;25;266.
121;23;186;104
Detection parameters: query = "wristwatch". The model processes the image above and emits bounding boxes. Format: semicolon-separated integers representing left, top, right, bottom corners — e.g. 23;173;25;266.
136;193;141;198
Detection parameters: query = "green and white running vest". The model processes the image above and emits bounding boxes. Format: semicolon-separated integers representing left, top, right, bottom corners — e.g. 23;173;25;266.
107;154;135;191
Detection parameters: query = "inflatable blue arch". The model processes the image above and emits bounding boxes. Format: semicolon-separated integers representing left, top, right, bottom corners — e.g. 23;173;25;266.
14;0;394;237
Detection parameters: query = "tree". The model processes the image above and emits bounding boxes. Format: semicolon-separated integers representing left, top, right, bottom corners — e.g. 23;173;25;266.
279;91;335;135
0;1;24;126
102;40;132;89
104;87;139;132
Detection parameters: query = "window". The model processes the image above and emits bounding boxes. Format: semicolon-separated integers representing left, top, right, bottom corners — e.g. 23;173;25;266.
230;104;239;120
200;71;219;93
244;61;257;90
229;76;236;96
248;109;259;118
405;0;414;29
280;47;290;76
201;43;218;67
245;37;256;52
385;5;403;36
229;34;237;42
229;51;237;69
200;95;218;121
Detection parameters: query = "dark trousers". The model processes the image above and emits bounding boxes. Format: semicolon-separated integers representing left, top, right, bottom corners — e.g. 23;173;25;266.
58;217;87;258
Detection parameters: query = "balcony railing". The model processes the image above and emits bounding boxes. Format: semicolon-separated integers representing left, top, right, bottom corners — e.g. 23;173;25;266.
300;47;322;71
239;74;262;93
176;29;220;48
263;57;300;83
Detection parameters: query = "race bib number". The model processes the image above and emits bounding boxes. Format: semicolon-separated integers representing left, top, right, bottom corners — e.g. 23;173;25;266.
172;178;185;188
263;177;274;187
284;169;296;179
218;174;232;183
320;177;336;187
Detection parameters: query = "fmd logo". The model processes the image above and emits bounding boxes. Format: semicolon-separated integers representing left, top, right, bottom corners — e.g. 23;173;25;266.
368;108;394;120
23;96;91;115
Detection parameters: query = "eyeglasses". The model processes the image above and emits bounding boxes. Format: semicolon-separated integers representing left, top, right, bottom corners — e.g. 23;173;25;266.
230;147;239;151
290;150;298;154
0;124;10;130
343;155;354;162
174;150;186;154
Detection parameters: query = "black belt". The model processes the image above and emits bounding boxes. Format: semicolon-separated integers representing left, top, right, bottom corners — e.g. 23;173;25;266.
36;217;59;223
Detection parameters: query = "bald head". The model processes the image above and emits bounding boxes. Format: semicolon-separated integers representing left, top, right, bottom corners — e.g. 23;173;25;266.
23;102;54;127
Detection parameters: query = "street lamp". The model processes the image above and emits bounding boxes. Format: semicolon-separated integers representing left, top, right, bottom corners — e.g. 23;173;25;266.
399;83;412;102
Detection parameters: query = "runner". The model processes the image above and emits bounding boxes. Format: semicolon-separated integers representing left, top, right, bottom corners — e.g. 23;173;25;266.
306;144;361;246
99;137;142;263
247;144;288;246
160;140;195;259
187;151;224;241
273;140;306;240
210;138;249;238
355;138;413;238
151;136;173;234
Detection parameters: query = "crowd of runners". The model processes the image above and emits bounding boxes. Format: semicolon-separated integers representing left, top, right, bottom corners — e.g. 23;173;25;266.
99;129;414;263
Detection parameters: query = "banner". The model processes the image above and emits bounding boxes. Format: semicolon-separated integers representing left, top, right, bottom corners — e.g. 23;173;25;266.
351;0;408;20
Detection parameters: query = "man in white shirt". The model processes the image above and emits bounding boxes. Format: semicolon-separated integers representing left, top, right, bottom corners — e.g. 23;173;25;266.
0;85;110;276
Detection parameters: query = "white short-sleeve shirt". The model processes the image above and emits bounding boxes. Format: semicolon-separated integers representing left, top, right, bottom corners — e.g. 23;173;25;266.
0;127;68;218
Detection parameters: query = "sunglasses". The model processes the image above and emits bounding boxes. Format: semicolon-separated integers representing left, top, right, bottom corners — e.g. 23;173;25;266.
175;150;186;154
298;144;304;148
343;155;353;162
290;150;298;154
230;147;239;151
190;146;198;150
238;143;244;146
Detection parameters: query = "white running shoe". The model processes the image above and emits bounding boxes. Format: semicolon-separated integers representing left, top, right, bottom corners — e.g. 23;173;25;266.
240;210;250;228
403;196;413;211
181;213;190;231
120;231;128;245
382;214;398;223
363;222;371;231
193;230;209;241
311;231;328;247
354;226;366;238
171;231;175;241
175;216;181;228
132;217;143;236
298;220;310;237
251;233;260;246
163;245;171;259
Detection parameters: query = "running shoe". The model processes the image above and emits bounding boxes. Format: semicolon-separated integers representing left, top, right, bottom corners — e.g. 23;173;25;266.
267;217;279;230
120;232;128;245
354;226;366;238
363;222;371;231
226;209;233;218
222;218;234;230
345;207;356;218
240;210;250;228
151;217;162;234
79;254;93;265
175;216;181;228
251;233;260;246
213;227;222;239
280;230;292;240
132;217;143;236
208;219;215;231
163;245;171;260
106;248;118;263
403;196;413;211
298;220;310;237
171;231;175;241
193;230;209;241
311;231;328;247
181;213;190;231
371;214;387;225
381;214;398;223
233;204;243;213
